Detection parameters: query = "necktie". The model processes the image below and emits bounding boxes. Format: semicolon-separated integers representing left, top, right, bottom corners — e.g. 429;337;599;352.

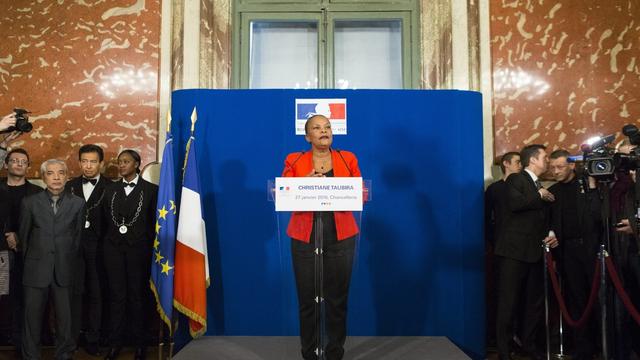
51;196;59;214
82;177;97;186
535;180;543;190
124;182;136;188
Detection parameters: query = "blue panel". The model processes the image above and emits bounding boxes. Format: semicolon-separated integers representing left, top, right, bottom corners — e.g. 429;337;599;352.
171;89;485;359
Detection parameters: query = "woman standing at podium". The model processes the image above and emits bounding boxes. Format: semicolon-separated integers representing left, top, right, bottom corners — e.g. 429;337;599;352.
282;114;362;360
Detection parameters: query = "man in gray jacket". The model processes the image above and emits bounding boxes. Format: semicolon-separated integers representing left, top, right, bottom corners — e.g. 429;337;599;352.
19;159;84;360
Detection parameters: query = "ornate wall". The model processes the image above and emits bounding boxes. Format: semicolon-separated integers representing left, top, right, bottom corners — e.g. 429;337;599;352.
491;0;640;158
0;0;161;177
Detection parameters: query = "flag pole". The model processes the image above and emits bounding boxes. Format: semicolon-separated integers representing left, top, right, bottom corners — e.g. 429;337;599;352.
190;107;197;133
167;110;172;134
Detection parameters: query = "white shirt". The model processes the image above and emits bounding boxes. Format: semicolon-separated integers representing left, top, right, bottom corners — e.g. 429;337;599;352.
82;175;100;201
524;168;538;184
123;174;139;196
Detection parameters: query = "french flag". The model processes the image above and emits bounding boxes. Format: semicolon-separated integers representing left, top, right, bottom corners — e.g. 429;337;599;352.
296;100;346;120
174;109;209;338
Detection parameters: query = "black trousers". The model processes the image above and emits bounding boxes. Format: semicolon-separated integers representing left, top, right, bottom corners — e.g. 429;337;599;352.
291;230;355;360
71;244;104;344
22;282;74;360
495;256;544;358
103;239;150;347
8;251;23;346
561;239;598;359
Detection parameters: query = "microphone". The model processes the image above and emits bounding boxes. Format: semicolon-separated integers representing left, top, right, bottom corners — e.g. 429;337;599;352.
567;155;584;163
580;134;615;152
333;148;353;177
283;151;305;176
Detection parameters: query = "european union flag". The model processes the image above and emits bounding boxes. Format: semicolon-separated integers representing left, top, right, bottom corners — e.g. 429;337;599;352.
150;125;177;333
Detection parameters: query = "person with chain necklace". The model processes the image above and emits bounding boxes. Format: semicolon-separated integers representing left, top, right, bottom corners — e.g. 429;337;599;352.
282;114;362;360
101;150;157;360
66;144;112;355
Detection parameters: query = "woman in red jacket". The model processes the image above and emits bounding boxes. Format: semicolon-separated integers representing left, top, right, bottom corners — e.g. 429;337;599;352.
282;114;362;360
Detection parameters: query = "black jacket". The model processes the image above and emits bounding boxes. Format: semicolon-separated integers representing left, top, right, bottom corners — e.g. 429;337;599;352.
0;178;42;250
548;176;602;255
67;175;112;250
495;171;550;263
101;177;158;247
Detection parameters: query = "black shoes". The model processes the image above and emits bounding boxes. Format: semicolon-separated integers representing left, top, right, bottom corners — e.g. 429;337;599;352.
103;347;121;360
134;346;146;360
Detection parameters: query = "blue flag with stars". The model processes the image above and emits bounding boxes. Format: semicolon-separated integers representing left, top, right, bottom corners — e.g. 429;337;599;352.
150;128;177;333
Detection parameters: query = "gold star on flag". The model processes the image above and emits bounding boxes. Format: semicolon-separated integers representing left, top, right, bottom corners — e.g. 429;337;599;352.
155;221;161;234
158;205;169;220
155;251;164;264
169;200;177;214
153;237;160;249
161;260;174;275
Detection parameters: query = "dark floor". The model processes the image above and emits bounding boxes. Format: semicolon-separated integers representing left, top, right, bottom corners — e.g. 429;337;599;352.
173;336;471;360
0;345;161;360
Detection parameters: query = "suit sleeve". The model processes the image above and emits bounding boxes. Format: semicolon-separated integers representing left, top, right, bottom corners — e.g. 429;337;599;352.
546;184;560;236
506;174;544;212
75;200;85;252
348;153;362;177
100;186;112;240
18;197;32;256
484;185;496;246
282;153;300;177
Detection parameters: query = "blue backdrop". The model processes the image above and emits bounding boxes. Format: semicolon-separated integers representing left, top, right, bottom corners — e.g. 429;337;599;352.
170;89;485;359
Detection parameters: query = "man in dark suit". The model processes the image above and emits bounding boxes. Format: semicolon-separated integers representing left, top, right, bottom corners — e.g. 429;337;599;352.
19;159;84;360
485;151;521;348
66;144;110;355
0;149;42;350
495;144;558;360
547;149;601;360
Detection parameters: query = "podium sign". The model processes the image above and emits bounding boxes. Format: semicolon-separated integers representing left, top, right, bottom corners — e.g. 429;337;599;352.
275;177;363;212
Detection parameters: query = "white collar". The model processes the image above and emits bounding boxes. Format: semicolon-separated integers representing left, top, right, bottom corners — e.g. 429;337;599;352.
524;168;538;182
123;174;139;186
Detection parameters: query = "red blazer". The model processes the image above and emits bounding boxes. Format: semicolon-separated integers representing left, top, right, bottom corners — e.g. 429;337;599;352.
282;149;362;242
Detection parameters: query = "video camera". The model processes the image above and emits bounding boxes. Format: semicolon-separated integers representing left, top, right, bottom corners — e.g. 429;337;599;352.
0;108;33;134
578;124;640;179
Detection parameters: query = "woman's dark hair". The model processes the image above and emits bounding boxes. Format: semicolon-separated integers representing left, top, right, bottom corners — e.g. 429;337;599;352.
118;149;141;173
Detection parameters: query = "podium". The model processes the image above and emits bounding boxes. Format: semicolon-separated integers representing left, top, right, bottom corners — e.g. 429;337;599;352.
269;177;370;359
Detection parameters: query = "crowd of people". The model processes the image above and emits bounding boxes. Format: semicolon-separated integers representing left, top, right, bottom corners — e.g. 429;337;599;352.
0;112;159;360
486;143;640;360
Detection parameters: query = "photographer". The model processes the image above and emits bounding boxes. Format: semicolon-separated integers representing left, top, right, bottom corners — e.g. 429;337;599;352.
0;112;23;164
608;141;640;359
0;113;16;132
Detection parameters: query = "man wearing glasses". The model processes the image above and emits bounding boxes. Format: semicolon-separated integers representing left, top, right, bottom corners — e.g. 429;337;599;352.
0;149;42;352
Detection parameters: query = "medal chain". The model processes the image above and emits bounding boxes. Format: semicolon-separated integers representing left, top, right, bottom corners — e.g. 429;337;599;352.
110;190;144;229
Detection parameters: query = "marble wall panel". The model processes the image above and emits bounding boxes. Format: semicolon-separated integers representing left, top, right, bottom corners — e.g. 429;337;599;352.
0;0;161;178
491;0;640;159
